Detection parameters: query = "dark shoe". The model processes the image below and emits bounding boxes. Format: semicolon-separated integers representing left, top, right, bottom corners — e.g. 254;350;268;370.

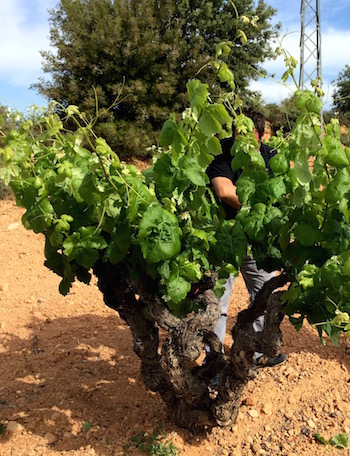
255;353;288;368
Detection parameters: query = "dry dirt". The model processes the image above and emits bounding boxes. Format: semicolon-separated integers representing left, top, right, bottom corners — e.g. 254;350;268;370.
1;198;350;456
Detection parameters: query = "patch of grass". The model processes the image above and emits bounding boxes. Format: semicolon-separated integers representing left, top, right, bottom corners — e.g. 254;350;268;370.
124;423;179;456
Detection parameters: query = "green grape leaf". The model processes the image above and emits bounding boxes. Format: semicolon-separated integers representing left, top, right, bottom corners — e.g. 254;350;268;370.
199;112;221;137
194;133;223;163
236;176;255;204
167;275;191;304
73;144;92;160
59;278;72;296
322;135;349;168
243;204;267;242
264;206;283;234
237;29;248;45
332;311;350;327
328;326;342;346
281;69;291;83
289;314;304;331
231;150;250;171
191;229;210;250
322;218;350;254
76;267;91;284
198;104;231;137
44;250;69;277
292;186;310;207
79;174;103;205
158;261;171;280
126;187;139;222
160;119;187;154
175;257;202;282
258;177;287;203
294;120;317;148
215;41;233;58
295;90;323;114
214;278;226;299
187;79;208;119
207;136;222;156
22;199;54;233
104;222;131;265
321;259;343;289
0;162;21;185
63;227;107;269
153;153;177;197
294;222;321;246
41;114;63;140
294;150;312;185
210;220;247;267
104;193;123;219
96;137;113;157
137;205;181;264
325;171;350;204
249;151;265;169
179;156;207;187
218;63;235;89
269;152;290;175
11;179;38;208
297;264;319;289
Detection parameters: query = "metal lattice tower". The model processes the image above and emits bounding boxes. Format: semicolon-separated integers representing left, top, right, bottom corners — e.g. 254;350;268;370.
299;0;322;90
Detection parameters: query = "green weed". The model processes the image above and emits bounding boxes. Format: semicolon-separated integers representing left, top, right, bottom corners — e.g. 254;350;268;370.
82;421;92;431
124;423;179;456
315;432;349;449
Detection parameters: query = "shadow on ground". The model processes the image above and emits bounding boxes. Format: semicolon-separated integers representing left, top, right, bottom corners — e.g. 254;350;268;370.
0;312;173;454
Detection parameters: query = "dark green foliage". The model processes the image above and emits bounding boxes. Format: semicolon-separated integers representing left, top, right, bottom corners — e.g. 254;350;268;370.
324;110;350;128
4;79;350;345
333;65;350;115
33;0;279;157
263;94;299;135
323;110;350;147
0;105;18;199
0;106;16;139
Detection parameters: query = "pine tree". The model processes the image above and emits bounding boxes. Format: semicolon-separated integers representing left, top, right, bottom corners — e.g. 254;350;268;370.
333;65;350;115
33;0;279;156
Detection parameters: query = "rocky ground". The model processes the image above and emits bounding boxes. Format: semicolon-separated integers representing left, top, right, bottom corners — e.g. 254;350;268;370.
1;198;350;456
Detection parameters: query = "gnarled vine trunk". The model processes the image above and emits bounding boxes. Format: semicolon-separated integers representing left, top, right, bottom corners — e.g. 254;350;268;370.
94;261;288;432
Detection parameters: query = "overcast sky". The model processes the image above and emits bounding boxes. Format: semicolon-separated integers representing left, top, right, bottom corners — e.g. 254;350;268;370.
1;0;350;111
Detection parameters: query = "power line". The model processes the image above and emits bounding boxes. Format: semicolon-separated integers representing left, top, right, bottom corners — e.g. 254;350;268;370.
299;0;322;91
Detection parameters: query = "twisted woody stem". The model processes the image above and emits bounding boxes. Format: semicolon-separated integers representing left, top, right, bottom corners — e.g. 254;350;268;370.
94;261;289;431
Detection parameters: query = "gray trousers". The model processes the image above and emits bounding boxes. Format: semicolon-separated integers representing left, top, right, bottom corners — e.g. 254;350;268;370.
214;256;275;356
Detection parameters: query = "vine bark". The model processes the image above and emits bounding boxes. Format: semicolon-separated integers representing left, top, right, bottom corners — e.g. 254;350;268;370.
94;260;288;432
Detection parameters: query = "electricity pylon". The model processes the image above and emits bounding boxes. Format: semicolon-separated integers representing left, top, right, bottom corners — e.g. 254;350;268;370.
299;0;322;91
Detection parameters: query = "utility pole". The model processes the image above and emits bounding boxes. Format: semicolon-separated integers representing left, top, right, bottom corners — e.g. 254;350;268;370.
299;0;322;91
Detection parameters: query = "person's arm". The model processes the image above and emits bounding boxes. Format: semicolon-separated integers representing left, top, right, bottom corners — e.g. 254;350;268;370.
211;176;241;209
